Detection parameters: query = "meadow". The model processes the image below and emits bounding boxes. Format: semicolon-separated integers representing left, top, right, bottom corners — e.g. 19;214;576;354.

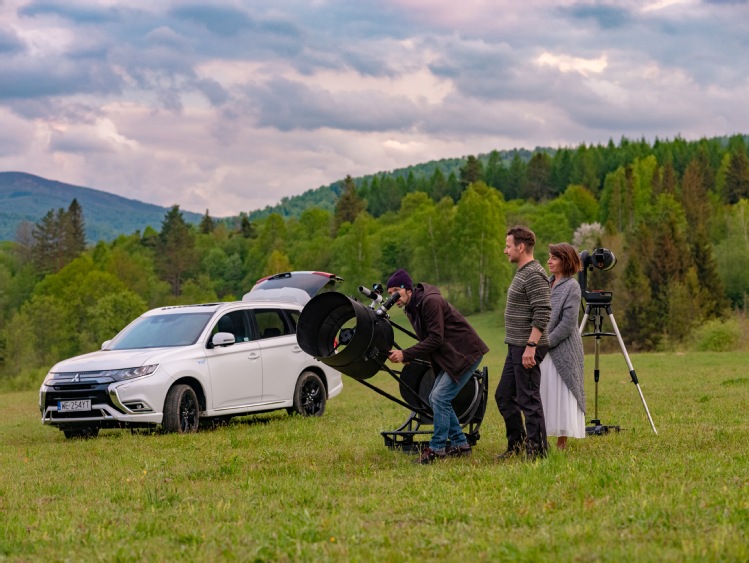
1;312;748;562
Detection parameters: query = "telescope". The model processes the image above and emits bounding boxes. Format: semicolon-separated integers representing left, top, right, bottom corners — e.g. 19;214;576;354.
296;284;488;450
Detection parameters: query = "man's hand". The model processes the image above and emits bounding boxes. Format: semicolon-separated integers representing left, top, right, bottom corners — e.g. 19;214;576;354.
388;349;404;363
522;347;536;369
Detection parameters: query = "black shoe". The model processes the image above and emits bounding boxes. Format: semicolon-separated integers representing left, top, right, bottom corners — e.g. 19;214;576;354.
496;443;524;461
526;446;548;462
415;446;447;465
445;443;472;457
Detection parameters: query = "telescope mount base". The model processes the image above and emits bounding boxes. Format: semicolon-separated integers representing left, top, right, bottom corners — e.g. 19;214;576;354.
381;413;482;453
585;421;621;436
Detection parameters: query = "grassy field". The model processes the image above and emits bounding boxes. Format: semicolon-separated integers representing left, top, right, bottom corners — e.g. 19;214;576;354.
1;312;748;561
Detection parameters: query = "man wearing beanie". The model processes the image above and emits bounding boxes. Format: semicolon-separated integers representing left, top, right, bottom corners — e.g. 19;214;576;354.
386;269;489;464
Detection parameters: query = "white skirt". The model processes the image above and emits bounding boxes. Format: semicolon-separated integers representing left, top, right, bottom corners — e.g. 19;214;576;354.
539;356;586;439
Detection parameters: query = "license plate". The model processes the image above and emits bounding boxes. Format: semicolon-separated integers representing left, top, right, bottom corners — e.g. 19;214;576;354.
58;399;92;412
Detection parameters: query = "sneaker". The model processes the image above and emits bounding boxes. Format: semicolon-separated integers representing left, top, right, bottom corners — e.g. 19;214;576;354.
445;443;472;457
415;446;447;465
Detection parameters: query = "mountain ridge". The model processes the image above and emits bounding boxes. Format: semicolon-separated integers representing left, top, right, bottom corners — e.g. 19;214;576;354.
0;172;204;242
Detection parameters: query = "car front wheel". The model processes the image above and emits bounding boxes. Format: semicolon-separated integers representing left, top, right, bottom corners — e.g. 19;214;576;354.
291;371;326;416
163;384;200;433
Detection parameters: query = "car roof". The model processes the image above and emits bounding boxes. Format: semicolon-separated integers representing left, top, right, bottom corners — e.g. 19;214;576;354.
141;301;302;317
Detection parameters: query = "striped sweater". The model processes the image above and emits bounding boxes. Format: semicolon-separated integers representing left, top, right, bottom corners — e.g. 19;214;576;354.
504;260;551;347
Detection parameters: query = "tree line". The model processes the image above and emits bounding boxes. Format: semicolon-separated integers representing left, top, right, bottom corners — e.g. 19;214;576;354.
1;134;748;380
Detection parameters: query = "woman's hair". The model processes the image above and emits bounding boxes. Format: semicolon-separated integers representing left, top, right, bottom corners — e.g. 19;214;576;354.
549;242;582;276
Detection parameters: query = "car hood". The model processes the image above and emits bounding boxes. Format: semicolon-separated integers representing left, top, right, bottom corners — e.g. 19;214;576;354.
49;347;184;373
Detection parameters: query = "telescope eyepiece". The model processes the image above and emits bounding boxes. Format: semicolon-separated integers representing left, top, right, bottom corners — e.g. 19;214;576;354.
376;292;401;316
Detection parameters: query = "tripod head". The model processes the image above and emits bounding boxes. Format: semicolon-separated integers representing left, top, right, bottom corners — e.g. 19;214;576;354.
578;248;616;305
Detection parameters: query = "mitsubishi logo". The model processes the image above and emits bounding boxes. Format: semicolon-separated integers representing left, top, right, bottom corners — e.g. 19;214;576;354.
71;373;80;383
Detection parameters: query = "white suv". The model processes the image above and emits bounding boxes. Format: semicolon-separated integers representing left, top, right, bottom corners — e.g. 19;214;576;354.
39;272;344;439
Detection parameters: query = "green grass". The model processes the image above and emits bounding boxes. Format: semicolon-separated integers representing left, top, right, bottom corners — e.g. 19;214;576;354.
1;336;748;560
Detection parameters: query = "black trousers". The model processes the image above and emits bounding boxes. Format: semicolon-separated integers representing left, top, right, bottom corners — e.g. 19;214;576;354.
495;344;548;455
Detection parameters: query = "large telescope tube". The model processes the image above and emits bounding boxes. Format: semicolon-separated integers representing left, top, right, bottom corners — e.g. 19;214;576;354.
296;292;395;380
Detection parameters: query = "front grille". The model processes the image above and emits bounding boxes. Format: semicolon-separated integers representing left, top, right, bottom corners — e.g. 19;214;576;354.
44;382;125;417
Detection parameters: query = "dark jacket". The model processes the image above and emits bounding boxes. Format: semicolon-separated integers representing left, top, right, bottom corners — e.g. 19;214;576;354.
401;283;489;382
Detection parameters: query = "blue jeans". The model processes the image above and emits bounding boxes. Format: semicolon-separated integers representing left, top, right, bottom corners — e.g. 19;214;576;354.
429;358;483;452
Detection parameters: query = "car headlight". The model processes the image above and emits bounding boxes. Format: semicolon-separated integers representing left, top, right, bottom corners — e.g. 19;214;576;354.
100;364;159;381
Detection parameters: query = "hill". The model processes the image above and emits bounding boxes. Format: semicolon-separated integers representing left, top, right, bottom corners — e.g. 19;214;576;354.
247;149;539;221
0;172;203;242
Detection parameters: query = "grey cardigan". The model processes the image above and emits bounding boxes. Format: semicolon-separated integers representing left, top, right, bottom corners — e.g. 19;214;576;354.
546;275;586;413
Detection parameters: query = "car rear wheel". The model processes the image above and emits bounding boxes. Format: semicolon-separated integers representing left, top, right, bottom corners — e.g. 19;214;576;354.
163;384;200;433
291;371;326;416
62;426;99;439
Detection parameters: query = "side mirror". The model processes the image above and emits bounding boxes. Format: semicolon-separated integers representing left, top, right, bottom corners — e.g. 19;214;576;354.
101;340;112;350
212;332;236;348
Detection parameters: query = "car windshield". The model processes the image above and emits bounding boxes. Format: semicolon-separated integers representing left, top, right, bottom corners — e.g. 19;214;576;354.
109;312;213;350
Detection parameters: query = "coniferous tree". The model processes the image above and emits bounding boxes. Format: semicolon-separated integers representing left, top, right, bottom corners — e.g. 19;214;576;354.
723;151;749;204
239;213;257;238
446;171;462;202
30;201;86;275
430;167;449;202
523;152;553;200
620;251;660;351
157;205;197;296
199;209;216;234
333;175;365;234
459;155;484;187
505;153;526;200
65;199;86;257
484;150;507;191
550;148;573;195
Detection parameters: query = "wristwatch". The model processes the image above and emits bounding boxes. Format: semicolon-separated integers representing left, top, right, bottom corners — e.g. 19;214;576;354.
526;341;538;347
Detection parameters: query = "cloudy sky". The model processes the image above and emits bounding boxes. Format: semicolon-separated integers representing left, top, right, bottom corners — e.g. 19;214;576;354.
1;0;747;217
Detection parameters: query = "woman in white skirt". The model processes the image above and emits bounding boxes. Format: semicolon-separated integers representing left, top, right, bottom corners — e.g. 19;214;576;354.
540;242;586;450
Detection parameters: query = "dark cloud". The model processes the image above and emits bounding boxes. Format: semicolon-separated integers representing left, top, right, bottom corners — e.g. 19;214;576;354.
0;59;123;99
0;26;25;54
170;5;255;37
19;2;123;24
49;130;114;154
561;4;633;29
248;77;422;132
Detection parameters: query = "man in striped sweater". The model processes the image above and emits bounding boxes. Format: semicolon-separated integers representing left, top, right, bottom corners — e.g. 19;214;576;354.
496;225;552;460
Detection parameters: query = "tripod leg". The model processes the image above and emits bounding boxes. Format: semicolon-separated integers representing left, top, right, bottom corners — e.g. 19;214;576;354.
579;312;589;335
606;312;658;435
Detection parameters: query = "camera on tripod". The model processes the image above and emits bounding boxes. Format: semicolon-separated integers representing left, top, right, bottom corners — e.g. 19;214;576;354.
575;247;658;435
578;248;617;304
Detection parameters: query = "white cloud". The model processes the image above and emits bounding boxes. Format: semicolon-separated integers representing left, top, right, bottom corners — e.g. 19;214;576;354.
536;52;608;77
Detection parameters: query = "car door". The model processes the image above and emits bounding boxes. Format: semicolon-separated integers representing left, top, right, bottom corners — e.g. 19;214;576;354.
206;308;263;410
251;307;307;403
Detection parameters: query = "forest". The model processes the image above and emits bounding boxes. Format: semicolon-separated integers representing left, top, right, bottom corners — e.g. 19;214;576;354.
1;134;748;385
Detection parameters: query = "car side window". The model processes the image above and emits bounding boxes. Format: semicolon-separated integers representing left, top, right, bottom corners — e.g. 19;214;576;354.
254;309;292;339
211;310;252;344
284;310;300;333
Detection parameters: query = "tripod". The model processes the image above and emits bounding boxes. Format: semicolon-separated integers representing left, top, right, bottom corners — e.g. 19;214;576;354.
579;292;658;435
